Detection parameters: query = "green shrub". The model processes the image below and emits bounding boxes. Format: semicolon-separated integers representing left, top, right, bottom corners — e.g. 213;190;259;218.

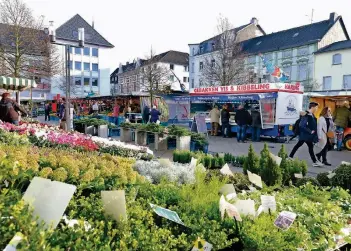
316;172;331;186
205;170;250;191
260;156;282;186
259;143;270;170
296;177;320;187
243;144;260;175
331;164;351;191
173;150;180;163
278;144;288;159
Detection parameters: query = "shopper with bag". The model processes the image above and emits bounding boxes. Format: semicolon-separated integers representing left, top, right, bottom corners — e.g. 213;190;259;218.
315;107;335;166
150;105;161;123
0;92;28;125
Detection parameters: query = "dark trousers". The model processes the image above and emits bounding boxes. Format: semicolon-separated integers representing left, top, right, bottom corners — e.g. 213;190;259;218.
237;125;248;142
45;112;50;121
251;127;261;142
222;122;230;137
316;142;329;162
289;140;317;163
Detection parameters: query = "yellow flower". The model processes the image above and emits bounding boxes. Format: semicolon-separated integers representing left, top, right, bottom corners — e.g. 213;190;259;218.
39;167;53;178
52;167;68;182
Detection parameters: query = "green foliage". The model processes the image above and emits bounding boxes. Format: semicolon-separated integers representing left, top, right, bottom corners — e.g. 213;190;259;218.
316;172;331;186
260;156;282;187
191;133;208;146
277;144;288;159
331;164;351;191
296;177;320;187
172;150;191;164
74;117;116;128
243;144;260;175
259;143;270;170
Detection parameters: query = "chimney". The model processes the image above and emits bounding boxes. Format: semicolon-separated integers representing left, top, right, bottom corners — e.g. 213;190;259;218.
126;61;129;65
250;17;258;25
329;12;338;24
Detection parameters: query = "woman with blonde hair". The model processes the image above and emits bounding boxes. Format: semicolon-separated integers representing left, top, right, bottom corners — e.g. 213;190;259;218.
316;107;335;166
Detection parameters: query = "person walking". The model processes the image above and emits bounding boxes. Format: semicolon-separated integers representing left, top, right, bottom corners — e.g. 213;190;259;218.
221;104;230;138
289;102;323;167
142;105;150;124
333;102;351;151
150;105;161;123
235;104;252;143
44;102;51;121
0;92;28;125
250;106;261;142
113;101;120;125
315;107;335;166
288;112;306;143
209;105;220;136
92;102;99;115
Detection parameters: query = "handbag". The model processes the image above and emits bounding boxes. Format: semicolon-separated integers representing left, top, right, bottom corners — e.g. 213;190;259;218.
327;131;335;138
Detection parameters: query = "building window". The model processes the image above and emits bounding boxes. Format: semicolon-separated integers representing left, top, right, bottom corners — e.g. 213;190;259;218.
92;63;98;72
83;47;90;56
248;56;256;64
333;54;342;65
69;61;73;70
323;76;332;90
183;77;187;82
184;65;188;72
170;64;174;70
75;48;81;55
191;62;194;73
74;77;81;86
282;64;292;79
212;43;215;50
84;62;90;71
192;48;195;56
191;79;194;88
92;48;98;57
264;53;273;61
298;63;307;81
69;47;73;54
211;59;215;67
344;75;351;89
282;50;292;58
169;75;174;81
199;62;203;71
200;46;204;54
75;62;82;71
199;79;203;87
84;78;90;86
92;78;98;87
297;47;309;56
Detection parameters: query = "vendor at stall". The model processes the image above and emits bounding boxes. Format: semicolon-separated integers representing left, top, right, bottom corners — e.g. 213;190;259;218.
0;92;28;125
235;104;252;143
210;105;220;136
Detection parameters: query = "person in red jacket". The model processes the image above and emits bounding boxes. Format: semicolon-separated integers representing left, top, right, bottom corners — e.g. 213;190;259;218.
0;92;28;125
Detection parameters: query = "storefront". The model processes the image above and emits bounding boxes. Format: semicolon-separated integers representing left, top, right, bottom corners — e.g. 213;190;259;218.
189;82;304;138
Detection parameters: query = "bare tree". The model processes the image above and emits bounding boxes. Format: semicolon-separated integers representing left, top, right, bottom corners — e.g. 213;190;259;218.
202;16;249;87
139;47;171;103
0;0;60;79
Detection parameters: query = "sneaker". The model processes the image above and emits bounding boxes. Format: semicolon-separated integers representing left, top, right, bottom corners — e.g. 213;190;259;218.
323;161;332;166
315;154;321;162
313;162;324;167
287;157;294;161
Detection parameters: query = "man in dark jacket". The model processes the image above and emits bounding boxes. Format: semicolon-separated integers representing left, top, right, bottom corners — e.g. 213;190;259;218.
150;106;161;123
44;102;52;121
143;105;150;124
289;102;323;167
221;104;230;138
250;106;261;142
0;92;27;125
235;105;252;142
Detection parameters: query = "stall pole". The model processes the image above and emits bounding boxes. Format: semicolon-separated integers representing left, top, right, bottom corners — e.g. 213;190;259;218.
65;45;71;131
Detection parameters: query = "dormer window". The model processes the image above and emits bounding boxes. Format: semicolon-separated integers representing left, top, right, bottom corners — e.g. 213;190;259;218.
332;53;342;65
200;46;204;53
212;43;215;50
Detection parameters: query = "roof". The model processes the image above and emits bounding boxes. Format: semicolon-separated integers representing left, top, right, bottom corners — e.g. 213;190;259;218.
315;40;351;54
158;50;189;65
56;14;114;48
241;16;349;55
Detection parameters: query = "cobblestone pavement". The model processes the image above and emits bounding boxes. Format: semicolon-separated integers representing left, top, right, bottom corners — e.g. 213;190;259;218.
37;116;351;176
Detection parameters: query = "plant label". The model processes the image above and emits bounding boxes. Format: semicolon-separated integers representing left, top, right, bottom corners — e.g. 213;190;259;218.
101;190;127;223
247;171;263;188
234;199;256;217
22;177;76;230
150;203;185;225
341;161;351;165
218;153;225;158
261;195;276;213
248;186;256;192
327;172;336;179
269;153;282;166
197;163;206;172
220;164;234;177
256;205;263;217
294;173;303;179
3;232;24;251
192;237;213;251
274;211;297;230
190;157;197;169
219;195;242;221
219;184;236;197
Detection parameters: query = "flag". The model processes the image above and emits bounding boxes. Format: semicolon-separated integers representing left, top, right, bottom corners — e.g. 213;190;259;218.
259;53;289;82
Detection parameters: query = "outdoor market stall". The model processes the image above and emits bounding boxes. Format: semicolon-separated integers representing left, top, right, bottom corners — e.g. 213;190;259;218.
189;82;304;138
0;76;37;103
308;91;351;151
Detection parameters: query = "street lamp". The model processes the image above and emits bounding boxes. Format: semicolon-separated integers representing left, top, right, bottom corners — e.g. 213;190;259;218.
47;22;84;131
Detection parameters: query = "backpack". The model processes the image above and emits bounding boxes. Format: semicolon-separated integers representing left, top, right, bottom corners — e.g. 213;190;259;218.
292;118;301;135
0;101;14;121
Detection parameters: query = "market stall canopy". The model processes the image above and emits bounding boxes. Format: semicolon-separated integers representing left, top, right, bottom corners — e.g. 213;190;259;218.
190;93;277;103
0;76;37;91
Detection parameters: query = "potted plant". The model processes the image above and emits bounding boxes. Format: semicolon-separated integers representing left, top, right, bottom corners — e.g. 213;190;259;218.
167;125;191;151
119;122;135;142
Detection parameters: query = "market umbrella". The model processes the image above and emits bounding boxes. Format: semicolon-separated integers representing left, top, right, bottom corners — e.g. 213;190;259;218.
0;76;37;91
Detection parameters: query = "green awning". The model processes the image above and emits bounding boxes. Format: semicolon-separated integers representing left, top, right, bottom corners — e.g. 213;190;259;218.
0;76;37;91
